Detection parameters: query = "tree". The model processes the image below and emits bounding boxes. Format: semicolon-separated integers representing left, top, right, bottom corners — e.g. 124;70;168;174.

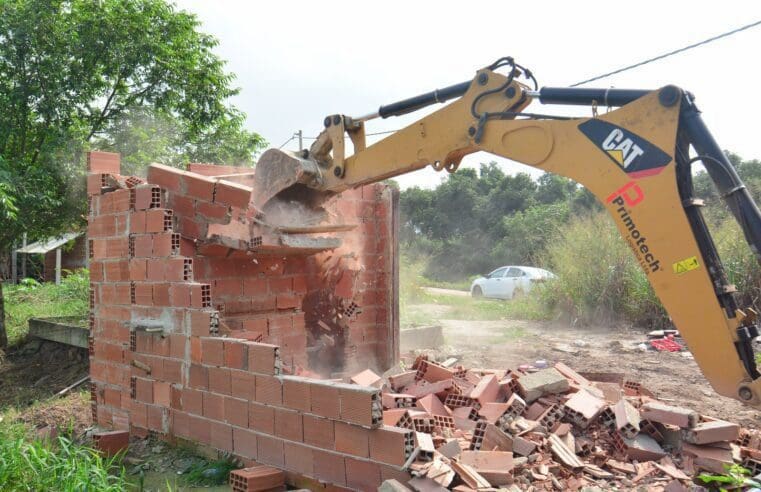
536;173;577;204
493;202;571;264
477;172;536;235
0;0;266;347
93;107;265;176
400;165;608;280
0;161;17;348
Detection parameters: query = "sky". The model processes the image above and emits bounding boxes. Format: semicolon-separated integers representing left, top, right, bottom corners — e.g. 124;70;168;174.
174;0;761;189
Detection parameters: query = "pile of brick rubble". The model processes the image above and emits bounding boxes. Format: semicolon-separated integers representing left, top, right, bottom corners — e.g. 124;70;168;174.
367;354;759;491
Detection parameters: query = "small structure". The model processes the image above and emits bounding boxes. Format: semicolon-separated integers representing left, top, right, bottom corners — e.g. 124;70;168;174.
28;316;89;349
14;232;86;284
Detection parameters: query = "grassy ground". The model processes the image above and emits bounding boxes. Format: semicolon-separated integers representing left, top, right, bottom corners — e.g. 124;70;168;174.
0;390;130;492
0;270;131;490
4;269;89;346
402;290;549;325
418;277;474;292
401;256;551;326
0;269;233;491
0;421;129;491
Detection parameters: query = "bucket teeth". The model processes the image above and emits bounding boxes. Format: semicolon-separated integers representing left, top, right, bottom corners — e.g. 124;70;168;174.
251;148;325;209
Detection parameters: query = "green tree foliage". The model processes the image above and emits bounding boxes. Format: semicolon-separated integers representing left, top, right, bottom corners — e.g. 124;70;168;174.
493;202;570;265
0;0;267;238
400;163;592;281
94;107;265;176
0;0;266;347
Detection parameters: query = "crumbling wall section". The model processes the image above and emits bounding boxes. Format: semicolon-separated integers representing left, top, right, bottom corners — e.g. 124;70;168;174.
87;151;406;490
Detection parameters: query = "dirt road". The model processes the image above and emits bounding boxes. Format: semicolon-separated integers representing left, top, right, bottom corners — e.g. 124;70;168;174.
424;287;470;297
403;305;761;428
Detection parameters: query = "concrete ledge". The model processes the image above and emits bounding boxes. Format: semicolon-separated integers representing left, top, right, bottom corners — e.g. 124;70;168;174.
28;317;89;349
400;325;444;351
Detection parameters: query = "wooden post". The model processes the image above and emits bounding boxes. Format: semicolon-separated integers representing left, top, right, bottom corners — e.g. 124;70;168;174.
55;247;62;285
11;241;17;284
21;233;26;279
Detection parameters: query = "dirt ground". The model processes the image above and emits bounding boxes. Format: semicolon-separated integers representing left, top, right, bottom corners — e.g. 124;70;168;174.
0;339;91;433
405;299;761;430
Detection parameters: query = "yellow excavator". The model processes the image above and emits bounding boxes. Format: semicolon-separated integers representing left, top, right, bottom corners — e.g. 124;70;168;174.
253;57;761;408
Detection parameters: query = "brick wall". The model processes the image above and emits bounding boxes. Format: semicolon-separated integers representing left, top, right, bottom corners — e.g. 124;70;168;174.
87;151;406;490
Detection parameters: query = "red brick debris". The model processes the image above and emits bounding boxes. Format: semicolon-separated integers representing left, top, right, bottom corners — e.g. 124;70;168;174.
92;430;130;457
375;355;755;491
229;464;285;492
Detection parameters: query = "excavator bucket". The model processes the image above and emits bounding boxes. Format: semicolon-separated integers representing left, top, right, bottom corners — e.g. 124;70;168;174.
251;148;327;210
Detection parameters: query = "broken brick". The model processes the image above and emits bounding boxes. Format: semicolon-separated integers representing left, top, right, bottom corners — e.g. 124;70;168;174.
459;450;514;486
517;368;569;403
564;388;606;428
93;430;129;457
351;368;382;388
641;401;699;428
682;419;740;444
613;399;641;439
469;374;500;405
229;465;285;492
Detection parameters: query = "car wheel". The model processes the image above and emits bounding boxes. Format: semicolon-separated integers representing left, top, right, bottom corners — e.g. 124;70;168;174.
471;286;483;298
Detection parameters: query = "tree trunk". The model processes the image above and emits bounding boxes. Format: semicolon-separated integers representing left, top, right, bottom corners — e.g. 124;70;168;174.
0;280;7;348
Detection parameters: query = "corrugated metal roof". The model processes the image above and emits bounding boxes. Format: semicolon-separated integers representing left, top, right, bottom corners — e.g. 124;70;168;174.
16;232;83;254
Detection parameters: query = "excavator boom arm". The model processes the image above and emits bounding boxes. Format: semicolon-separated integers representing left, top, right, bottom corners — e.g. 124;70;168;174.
255;62;761;406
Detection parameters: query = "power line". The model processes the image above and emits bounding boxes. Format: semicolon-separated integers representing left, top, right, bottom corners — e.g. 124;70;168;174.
299;129;400;139
289;128;402;143
572;19;761;87
280;22;760;151
366;129;399;137
277;135;296;149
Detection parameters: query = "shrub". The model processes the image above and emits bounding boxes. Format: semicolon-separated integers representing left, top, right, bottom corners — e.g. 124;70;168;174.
0;422;128;491
4;268;90;344
537;213;668;327
714;220;761;310
492;202;570;265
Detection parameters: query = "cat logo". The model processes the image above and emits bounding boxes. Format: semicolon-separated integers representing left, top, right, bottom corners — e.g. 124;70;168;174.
578;120;672;178
602;128;644;168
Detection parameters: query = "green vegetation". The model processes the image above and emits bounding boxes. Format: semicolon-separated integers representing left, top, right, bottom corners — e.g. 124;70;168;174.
4;269;89;346
698;463;760;490
401;154;761;327
0;422;128;491
401;257;546;327
537;214;667;328
0;0;267;347
401;165;598;281
182;456;239;487
403;291;546;324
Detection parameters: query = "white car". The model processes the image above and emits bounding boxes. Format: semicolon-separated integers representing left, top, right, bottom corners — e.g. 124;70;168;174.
470;266;556;299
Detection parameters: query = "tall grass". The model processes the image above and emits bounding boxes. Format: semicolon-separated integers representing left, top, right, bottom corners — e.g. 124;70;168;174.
714;219;761;310
4;269;89;345
0;422;128;491
400;256;428;305
536;211;761;327
537;213;668;327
